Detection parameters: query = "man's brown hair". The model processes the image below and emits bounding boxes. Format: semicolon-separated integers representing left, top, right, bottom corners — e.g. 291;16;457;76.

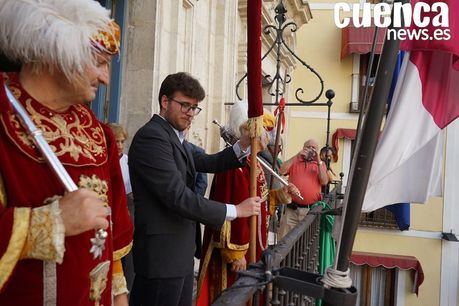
158;72;205;110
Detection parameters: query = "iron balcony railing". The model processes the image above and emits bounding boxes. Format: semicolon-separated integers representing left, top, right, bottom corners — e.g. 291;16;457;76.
212;184;347;306
212;206;324;306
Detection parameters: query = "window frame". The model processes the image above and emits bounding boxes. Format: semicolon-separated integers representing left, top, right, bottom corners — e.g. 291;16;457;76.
92;0;126;123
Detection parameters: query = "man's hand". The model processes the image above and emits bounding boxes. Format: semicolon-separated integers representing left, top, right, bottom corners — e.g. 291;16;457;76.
59;189;110;236
231;257;247;272
285;183;300;197
236;196;262;217
313;148;321;162
297;149;307;159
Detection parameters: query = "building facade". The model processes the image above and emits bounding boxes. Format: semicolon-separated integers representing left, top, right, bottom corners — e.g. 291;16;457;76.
92;1;458;304
97;0;311;154
284;1;459;305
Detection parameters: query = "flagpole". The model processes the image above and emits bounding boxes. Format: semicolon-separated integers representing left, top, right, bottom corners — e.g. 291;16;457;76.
247;0;263;265
346;20;382;182
332;0;408;277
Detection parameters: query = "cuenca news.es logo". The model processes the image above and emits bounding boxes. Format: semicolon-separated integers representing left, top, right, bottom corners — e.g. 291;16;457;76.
334;2;451;41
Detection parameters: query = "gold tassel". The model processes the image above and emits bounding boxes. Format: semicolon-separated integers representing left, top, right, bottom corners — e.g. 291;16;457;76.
247;116;264;138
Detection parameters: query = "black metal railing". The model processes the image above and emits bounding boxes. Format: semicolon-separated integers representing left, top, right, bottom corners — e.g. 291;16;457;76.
212;206;322;306
212;184;350;306
270;207;321;306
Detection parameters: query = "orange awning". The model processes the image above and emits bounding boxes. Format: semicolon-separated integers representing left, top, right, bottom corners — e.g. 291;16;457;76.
341;25;387;59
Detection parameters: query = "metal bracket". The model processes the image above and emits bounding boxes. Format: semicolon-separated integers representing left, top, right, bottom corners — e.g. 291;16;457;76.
274;267;358;306
442;232;459;242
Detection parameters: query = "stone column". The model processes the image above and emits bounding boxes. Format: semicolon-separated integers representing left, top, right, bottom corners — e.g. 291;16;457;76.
119;0;158;147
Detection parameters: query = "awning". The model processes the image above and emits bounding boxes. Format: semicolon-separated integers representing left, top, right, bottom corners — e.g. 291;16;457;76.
341;25;387;59
332;128;356;160
350;251;424;295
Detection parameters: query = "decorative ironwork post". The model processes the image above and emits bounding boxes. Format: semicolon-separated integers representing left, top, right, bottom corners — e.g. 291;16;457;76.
235;0;335;200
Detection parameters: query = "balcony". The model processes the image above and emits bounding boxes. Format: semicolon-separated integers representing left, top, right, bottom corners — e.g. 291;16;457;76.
213;185;346;306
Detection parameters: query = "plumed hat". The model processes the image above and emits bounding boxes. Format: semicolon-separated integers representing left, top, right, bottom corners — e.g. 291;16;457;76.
0;0;120;80
228;100;249;138
262;111;279;146
262;112;276;131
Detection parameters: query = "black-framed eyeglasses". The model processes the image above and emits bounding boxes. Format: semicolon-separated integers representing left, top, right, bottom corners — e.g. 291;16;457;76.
168;97;202;115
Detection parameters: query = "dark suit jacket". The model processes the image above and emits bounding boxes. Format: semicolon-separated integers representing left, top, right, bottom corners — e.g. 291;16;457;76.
129;115;241;278
186;143;208;198
184;142;208;259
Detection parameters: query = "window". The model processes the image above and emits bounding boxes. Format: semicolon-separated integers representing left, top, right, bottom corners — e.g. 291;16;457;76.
350;53;380;113
350;264;396;306
359;209;398;229
358;53;379;108
92;0;126;123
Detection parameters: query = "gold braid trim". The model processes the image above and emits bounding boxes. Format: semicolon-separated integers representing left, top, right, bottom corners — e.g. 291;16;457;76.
224;221;249;251
221;259;228;292
20;198;65;264
269;190;277;216
198;220;250;297
220;248;247;264
0;173;6;207
196;236;215;296
112;272;128;296
0;207;31;290
113;241;132;261
247;116;263;138
269;189;292;216
275;188;292;204
112;260;128;295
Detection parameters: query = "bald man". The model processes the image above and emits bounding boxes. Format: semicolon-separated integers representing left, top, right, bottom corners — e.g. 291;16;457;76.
278;139;329;238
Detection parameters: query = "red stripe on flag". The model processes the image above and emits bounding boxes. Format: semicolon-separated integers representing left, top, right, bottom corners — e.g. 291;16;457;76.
401;0;459;68
411;50;459;129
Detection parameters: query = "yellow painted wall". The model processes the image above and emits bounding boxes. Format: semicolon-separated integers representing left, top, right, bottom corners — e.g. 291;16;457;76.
410;197;443;232
290;10;353;114
288;3;444;305
285;117;356;157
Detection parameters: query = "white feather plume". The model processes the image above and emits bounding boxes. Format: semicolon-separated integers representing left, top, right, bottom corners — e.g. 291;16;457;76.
229;100;249;138
0;0;111;80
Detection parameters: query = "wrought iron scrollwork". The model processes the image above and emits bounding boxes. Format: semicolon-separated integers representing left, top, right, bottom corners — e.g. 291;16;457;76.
236;0;324;104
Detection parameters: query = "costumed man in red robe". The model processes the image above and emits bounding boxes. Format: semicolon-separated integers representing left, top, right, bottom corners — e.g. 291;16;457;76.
0;1;133;305
197;102;299;305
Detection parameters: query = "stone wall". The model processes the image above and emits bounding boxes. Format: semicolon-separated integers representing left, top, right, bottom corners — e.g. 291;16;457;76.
119;0;311;153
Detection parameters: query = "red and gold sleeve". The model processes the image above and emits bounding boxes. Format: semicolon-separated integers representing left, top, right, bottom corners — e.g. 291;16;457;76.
268;188;292;215
112;259;128;296
101;125;133;295
209;168;250;263
0;177;66;291
0;204;31;291
103;125;133;260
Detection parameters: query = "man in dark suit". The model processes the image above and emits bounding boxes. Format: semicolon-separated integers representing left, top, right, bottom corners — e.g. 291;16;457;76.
129;72;261;306
184;141;208;261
